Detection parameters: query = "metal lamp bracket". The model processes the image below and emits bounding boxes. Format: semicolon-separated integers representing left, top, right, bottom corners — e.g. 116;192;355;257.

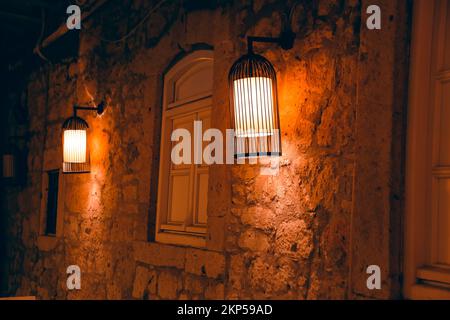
247;29;296;54
73;101;107;117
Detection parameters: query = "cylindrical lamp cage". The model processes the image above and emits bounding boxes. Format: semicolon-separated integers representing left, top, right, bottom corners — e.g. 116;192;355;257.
229;53;281;159
62;116;90;173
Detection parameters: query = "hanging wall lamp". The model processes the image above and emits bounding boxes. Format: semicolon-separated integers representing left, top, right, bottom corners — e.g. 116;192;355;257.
229;29;295;159
62;101;107;174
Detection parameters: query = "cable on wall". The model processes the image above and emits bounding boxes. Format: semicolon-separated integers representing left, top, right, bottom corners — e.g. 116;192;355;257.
99;0;169;43
34;8;50;63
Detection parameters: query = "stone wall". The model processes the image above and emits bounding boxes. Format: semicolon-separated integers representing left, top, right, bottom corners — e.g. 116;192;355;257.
1;0;411;299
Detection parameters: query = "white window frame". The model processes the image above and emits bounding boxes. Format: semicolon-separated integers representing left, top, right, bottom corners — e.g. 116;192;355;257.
155;50;213;248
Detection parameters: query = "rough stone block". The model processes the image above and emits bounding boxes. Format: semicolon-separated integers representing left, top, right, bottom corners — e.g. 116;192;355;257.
132;266;149;299
157;270;180;299
239;206;275;231
204;282;225;300
206;216;225;251
237;229;271;253
275;220;313;260
107;284;122;300
123;185;138;202
133;241;186;269
185;248;225;279
146;269;158;296
184;274;205;295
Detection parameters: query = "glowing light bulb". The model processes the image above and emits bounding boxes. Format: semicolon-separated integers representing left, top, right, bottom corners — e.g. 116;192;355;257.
233;76;275;138
64;129;87;163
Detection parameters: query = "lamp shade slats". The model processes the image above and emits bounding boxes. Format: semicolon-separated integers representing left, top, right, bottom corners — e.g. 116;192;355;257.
63;130;87;163
229;53;281;158
62;116;90;173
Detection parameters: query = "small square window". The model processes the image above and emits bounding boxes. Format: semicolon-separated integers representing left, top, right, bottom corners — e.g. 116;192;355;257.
45;170;59;236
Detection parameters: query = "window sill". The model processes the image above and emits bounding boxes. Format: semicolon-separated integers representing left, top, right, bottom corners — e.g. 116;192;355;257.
0;296;36;300
417;265;450;285
408;283;450;300
155;230;206;248
133;240;226;279
37;235;58;251
160;224;207;235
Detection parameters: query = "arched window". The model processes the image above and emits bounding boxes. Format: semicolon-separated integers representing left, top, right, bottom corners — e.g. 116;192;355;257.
156;50;213;247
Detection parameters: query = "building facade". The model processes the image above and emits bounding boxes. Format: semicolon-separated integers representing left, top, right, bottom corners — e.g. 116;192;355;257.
2;0;446;300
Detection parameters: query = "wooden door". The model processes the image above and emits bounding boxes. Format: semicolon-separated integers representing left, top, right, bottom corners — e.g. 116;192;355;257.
405;0;450;299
